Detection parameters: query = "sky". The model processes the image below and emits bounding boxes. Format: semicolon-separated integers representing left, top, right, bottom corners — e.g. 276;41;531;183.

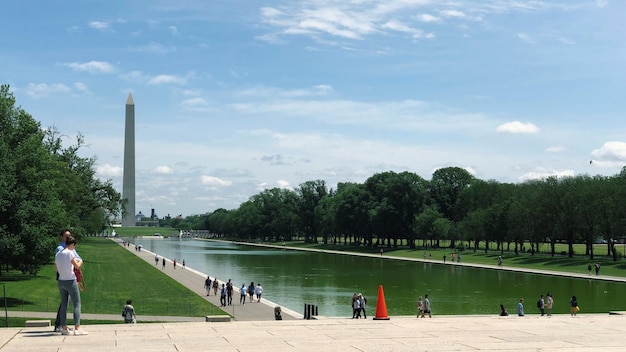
2;0;625;218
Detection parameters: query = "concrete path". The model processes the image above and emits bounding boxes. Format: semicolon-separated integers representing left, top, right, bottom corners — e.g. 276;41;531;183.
2;314;626;351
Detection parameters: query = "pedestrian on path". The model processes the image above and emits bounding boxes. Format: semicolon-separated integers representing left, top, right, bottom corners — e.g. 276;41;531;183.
569;295;579;316
546;292;554;316
255;283;263;302
417;296;424;318
240;283;247;305
204;276;212;296
248;282;255;302
226;279;233;306
517;298;524;316
537;294;545;316
162;257;165;270
173;259;177;269
212;279;219;295
220;284;227;307
423;294;432;318
155;254;159;266
122;299;136;324
182;260;185;269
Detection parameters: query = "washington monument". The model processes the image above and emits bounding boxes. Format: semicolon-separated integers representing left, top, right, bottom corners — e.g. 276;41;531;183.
122;93;135;226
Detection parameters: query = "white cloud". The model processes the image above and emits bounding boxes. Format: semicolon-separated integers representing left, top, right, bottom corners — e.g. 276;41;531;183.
131;42;171;54
96;164;123;177
518;168;575;181
416;14;442;23
73;82;90;93
182;97;213;112
24;83;71;98
496;121;540;134
65;61;115;74
89;21;110;30
200;176;233;187
148;74;188;85
517;33;535;44
277;180;291;188
440;10;466;18
546;145;566;153
591;141;626;162
168;26;179;35
153;166;174;174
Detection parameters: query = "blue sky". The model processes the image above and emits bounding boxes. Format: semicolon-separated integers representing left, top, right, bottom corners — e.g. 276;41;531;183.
2;0;625;218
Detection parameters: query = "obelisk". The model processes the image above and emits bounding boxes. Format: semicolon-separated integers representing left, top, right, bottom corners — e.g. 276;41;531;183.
122;93;136;226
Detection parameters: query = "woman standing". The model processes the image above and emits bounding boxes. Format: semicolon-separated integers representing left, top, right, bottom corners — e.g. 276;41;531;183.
569;295;578;316
417;296;424;318
54;236;88;335
546;292;554;316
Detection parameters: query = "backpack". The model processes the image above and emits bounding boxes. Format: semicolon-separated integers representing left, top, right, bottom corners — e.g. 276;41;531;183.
123;307;133;320
537;300;542;308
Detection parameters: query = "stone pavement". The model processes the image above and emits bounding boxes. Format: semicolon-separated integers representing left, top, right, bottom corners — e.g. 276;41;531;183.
2;314;626;351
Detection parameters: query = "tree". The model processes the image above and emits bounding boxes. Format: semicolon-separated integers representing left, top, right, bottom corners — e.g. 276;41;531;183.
0;85;123;275
295;180;328;243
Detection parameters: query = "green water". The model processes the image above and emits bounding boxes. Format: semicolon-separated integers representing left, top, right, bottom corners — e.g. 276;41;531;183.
135;238;626;317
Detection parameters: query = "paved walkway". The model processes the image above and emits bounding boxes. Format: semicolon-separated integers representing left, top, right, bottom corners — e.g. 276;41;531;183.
3;314;626;351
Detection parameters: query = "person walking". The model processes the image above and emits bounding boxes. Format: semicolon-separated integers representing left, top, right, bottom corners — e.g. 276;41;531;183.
352;294;361;319
226;279;233;306
173;259;177;270
587;264;592;275
162;257;166;270
182;259;185;269
423;294;432;318
255;283;263;302
212;279;219;295
417;296;424;318
54;235;88;335
240;283;247;305
546;292;554;316
537;294;545;316
219;284;227;307
517;298;525;316
154;254;159;266
359;293;367;319
248;282;255;302
204;276;212;296
122;299;136;324
569;295;579;316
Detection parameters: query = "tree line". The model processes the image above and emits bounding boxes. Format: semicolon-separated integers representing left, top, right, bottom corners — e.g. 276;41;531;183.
179;167;626;261
0;85;123;275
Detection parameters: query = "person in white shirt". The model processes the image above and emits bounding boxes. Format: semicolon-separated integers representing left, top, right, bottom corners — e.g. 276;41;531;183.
54;236;88;336
255;283;263;302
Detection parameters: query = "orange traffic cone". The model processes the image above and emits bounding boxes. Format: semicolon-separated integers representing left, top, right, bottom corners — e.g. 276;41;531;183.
373;285;390;320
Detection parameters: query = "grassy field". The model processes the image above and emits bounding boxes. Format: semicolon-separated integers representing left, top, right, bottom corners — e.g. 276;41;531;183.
277;239;626;278
1;236;225;327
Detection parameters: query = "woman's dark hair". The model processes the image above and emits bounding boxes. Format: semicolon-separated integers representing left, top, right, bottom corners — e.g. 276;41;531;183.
127;299;132;305
65;236;77;246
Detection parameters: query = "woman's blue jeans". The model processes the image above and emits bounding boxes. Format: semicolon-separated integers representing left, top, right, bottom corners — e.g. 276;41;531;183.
57;279;81;327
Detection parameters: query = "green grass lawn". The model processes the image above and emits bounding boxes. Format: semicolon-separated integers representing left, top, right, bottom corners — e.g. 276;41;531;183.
1;236;224;327
276;239;626;278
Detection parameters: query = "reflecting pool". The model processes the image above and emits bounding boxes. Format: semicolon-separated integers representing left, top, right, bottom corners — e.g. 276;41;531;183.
133;238;626;317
